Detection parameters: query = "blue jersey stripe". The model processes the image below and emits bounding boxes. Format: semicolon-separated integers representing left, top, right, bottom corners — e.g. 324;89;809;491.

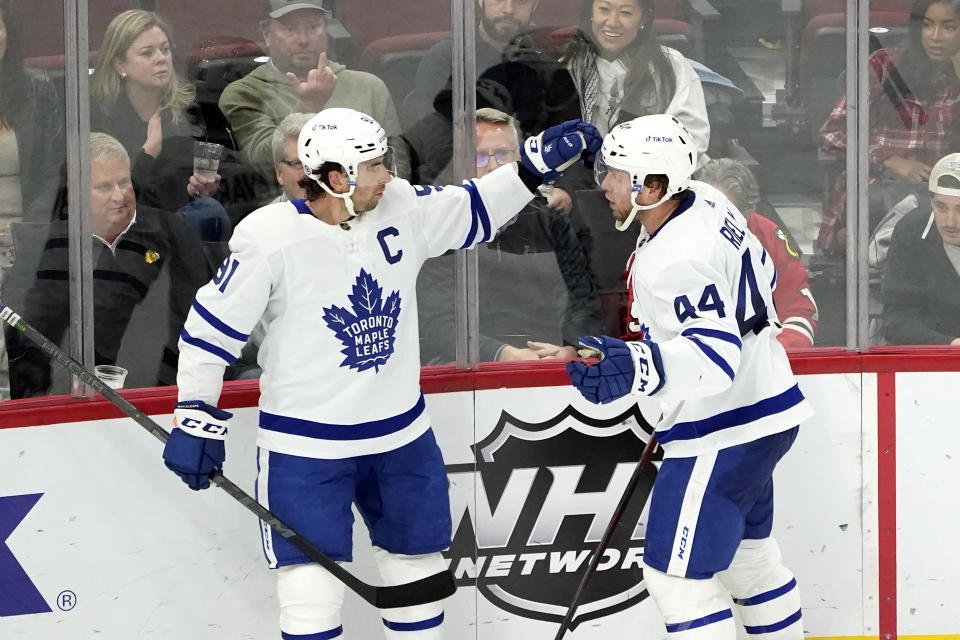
192;301;250;341
665;609;732;633
648;191;696;241
681;327;742;350
658;384;805;444
760;248;767;264
472;182;493;242
743;609;802;635
292;198;312;215
180;329;237;364
281;625;343;639
733;577;797;606
383;612;444;632
684;336;735;381
456;183;480;248
770;269;778;289
260;394;426;441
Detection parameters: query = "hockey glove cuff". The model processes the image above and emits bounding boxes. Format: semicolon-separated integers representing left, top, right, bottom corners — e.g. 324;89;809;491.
172;400;232;440
565;336;665;404
521;119;602;184
163;401;232;490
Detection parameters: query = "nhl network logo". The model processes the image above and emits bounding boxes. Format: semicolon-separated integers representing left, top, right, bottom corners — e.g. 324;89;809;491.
444;405;660;627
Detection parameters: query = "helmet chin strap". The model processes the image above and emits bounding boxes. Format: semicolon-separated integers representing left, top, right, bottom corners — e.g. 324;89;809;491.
614;190;672;232
318;181;358;220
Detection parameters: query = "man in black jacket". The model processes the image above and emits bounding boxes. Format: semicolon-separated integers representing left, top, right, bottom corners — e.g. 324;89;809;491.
883;153;960;345
6;133;211;397
404;0;580;187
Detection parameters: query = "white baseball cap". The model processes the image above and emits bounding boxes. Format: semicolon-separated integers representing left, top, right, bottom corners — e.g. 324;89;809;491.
929;153;960;197
265;0;330;19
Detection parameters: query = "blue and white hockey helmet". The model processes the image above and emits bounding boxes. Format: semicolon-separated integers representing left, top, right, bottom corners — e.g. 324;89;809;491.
595;114;697;198
298;108;390;187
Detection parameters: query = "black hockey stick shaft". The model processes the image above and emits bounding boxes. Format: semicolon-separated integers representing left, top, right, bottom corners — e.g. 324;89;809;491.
553;434;658;640
0;301;455;610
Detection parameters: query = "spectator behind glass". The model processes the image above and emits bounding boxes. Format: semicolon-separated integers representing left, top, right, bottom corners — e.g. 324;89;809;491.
0;0;64;399
882;153;960;345
697;158;820;349
3;133;211;398
410;0;545;123
270;112;312;203
0;0;64;244
559;0;709;144
818;0;960;255
404;0;580;201
418;108;601;364
551;0;709;215
219;0;406;190
89;9;261;240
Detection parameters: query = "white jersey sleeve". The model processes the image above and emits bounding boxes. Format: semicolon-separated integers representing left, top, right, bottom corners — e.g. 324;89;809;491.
407;164;534;259
644;258;744;399
177;222;275;404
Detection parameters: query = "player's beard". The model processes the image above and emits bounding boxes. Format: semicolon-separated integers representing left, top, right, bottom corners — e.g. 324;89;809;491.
350;196;379;216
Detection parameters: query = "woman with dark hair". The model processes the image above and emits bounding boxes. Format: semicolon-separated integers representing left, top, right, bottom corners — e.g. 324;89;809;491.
90;9;264;238
549;0;709;217
819;0;960;255
559;0;709;146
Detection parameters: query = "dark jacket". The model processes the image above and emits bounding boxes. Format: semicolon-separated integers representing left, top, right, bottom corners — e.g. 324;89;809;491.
882;207;960;345
5;205;212;397
91;96;270;225
12;71;65;223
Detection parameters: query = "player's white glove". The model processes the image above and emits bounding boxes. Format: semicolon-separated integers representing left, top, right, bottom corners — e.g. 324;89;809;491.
520;119;603;184
162;400;231;490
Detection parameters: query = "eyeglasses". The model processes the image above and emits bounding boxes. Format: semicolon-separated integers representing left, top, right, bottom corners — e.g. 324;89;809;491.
281;159;304;170
477;149;516;168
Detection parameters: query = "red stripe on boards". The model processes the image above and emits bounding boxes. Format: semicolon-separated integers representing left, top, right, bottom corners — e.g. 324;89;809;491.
876;372;897;640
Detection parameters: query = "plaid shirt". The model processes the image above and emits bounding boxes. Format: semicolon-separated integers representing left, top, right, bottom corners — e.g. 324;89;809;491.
818;48;960;253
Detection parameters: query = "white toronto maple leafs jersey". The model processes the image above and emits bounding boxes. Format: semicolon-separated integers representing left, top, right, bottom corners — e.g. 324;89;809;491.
177;165;533;459
627;180;813;458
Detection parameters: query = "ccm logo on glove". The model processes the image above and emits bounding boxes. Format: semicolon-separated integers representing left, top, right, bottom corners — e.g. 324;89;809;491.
176;416;228;436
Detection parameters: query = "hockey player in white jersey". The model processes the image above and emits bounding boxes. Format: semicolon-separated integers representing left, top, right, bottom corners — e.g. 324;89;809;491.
160;107;600;640
566;114;812;640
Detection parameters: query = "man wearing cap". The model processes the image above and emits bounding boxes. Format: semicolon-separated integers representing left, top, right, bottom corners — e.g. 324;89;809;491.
219;0;405;188
882;153;960;345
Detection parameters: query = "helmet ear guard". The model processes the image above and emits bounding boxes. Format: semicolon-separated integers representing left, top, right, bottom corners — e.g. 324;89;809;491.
595;114;697;231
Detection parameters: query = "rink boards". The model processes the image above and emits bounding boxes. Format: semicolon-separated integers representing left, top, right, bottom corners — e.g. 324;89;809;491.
1;358;958;639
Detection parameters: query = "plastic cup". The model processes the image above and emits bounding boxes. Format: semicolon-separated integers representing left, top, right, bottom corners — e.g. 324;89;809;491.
94;365;128;390
193;141;223;181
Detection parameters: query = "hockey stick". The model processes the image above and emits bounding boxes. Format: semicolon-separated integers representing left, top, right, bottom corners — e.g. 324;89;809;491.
0;300;456;610
553;433;659;640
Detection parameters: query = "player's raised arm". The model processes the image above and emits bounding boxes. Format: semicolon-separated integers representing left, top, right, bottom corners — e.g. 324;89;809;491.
407;118;602;258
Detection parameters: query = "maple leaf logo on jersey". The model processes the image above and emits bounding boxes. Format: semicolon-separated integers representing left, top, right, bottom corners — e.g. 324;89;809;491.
322;269;401;373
